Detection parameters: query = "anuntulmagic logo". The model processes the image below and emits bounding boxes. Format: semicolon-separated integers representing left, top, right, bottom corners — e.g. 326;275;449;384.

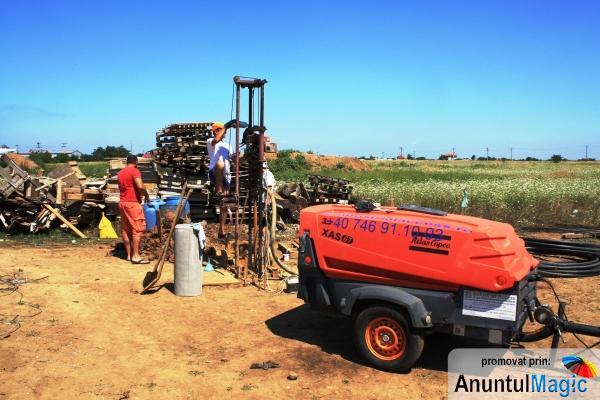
453;354;598;398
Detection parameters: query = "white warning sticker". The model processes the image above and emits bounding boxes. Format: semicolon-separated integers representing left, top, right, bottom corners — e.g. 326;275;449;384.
462;289;517;321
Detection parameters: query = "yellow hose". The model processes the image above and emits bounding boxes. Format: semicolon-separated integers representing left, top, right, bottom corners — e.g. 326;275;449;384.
267;188;297;275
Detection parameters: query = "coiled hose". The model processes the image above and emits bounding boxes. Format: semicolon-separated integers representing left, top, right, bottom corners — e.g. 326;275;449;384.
267;188;297;275
523;237;600;278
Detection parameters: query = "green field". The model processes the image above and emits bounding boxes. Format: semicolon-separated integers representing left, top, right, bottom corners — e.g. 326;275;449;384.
307;160;600;228
40;161;107;179
76;161;107;178
36;158;600;228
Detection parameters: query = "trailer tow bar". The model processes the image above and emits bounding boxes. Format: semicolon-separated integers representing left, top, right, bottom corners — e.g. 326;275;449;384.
517;276;600;347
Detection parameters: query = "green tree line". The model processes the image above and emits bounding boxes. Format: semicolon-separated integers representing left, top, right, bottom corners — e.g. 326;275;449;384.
28;145;130;165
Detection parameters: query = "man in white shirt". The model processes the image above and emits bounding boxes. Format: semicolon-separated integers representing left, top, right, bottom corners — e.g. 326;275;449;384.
262;162;275;203
208;122;232;237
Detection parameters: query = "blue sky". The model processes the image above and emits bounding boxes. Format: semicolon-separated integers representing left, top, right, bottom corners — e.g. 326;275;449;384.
1;1;599;159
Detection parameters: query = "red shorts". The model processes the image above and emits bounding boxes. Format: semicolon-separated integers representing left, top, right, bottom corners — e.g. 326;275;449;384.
119;202;146;236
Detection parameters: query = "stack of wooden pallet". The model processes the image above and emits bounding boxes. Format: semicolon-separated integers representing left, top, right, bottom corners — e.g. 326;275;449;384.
158;171;184;194
152;123;221;222
306;175;353;204
152;122;213;176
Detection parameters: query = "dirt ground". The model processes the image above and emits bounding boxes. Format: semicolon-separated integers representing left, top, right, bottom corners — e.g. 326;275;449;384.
0;241;598;400
3;153;42;173
266;152;370;171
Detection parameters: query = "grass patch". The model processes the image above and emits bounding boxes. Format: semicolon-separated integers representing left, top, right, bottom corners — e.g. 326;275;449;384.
76;161;107;178
274;159;600;228
35;161;107;178
269;150;310;181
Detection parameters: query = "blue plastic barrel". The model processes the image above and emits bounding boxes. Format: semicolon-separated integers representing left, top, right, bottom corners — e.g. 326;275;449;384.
143;204;157;231
160;196;190;220
149;199;165;210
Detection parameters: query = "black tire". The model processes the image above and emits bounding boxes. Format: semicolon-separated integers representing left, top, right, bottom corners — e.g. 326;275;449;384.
354;306;424;372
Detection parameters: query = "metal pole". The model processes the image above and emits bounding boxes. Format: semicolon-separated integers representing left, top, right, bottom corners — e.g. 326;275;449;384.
255;82;267;280
585;145;588;160
248;88;254;127
260;85;264;127
234;81;241;277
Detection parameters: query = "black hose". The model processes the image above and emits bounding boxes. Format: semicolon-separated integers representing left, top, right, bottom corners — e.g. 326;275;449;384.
523;237;600;278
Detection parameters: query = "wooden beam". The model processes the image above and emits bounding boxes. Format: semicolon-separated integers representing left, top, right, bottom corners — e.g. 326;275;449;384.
42;204;87;239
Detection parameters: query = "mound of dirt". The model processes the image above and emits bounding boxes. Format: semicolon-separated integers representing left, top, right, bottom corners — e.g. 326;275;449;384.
264;152;369;171
301;153;369;171
4;153;42;173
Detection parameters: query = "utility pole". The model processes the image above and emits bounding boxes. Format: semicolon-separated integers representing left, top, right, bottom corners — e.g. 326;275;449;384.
510;147;513;161
585;145;589;160
399;146;403;158
15;145;19;154
486;147;489;160
452;147;455;160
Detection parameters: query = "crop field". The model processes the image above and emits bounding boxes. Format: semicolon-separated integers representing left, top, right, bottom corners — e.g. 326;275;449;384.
314;160;600;228
69;161;107;178
79;157;600;228
38;157;600;228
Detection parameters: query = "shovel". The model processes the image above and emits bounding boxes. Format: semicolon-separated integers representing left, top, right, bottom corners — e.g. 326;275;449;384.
141;184;193;293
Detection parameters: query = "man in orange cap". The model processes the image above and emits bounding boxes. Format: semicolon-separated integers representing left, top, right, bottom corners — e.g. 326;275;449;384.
208;122;232;237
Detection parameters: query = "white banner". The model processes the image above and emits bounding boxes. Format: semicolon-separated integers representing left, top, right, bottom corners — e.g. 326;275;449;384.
448;348;600;399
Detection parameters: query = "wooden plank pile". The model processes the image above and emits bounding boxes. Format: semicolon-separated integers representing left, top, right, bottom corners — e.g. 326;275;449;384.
275;182;310;223
275;175;353;223
153;122;213;176
151;122;243;222
0;154;94;236
306;175;353;204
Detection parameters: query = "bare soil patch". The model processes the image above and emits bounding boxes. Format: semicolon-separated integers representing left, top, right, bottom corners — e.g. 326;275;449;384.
0;242;596;399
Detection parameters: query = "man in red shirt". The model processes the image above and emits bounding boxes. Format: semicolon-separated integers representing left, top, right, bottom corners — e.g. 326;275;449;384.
118;154;150;264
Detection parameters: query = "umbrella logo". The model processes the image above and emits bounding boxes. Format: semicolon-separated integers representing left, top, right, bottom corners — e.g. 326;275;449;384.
562;355;598;378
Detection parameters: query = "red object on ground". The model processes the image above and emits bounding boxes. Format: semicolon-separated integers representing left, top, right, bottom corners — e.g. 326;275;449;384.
299;204;538;292
118;165;142;203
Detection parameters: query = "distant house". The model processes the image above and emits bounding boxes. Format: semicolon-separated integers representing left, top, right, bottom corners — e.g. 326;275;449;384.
0;145;17;155
71;150;83;158
443;151;458;161
48;149;82;159
28;144;83;159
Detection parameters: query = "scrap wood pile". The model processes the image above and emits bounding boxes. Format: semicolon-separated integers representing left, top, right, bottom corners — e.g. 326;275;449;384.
153;122;213;176
152;123;214;222
276;175;353;223
0;154;98;236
